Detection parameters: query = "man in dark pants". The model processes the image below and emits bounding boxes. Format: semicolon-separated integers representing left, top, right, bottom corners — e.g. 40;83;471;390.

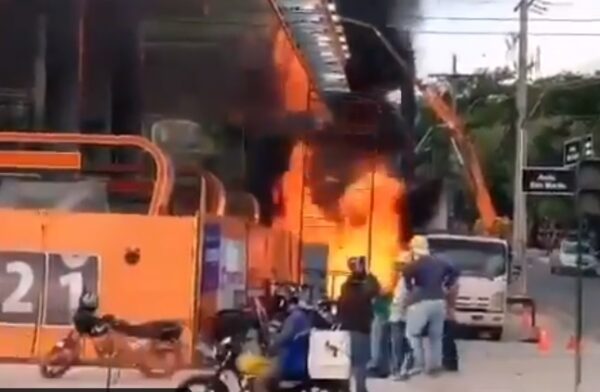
368;291;392;377
442;281;460;371
442;320;459;371
338;256;380;392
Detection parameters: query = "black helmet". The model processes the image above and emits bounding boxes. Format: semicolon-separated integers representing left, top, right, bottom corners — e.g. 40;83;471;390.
79;291;98;310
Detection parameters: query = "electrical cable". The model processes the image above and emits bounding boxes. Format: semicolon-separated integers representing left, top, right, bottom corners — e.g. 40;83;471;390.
400;15;600;23
410;30;600;37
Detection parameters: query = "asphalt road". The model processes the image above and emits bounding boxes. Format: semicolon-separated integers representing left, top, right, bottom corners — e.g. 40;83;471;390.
528;251;600;344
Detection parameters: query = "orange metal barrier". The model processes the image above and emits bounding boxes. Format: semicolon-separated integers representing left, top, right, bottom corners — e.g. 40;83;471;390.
0;151;82;170
0;209;199;362
247;224;298;288
196;216;300;338
0;132;174;215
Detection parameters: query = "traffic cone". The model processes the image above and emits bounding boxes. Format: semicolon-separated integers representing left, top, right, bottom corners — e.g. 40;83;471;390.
537;328;551;354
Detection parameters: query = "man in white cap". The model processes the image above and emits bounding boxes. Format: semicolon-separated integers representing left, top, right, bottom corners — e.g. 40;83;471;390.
402;235;459;377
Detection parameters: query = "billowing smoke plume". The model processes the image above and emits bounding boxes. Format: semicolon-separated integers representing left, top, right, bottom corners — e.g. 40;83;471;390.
251;0;443;228
293;0;441;229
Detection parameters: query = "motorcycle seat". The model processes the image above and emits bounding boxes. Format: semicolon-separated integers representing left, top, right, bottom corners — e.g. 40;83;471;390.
113;320;182;341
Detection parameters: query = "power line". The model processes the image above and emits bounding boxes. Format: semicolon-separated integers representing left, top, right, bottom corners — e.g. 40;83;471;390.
401;15;600;23
411;30;600;37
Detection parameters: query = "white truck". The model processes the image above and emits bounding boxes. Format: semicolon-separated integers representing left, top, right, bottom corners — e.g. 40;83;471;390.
426;233;511;340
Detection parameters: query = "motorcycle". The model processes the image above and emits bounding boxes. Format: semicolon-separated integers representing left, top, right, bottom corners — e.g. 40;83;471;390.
40;316;184;379
178;299;348;392
178;336;348;392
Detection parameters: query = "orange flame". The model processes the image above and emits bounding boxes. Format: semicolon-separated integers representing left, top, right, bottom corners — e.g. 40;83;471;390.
274;142;407;293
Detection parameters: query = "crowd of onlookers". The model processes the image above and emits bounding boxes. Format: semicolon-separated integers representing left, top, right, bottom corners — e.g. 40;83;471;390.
337;235;461;392
226;234;462;392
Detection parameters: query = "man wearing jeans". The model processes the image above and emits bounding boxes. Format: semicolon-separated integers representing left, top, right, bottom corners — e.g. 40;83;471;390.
403;236;459;377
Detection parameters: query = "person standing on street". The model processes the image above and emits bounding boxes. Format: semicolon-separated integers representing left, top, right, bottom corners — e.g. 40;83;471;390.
367;290;392;377
389;263;414;381
442;279;460;371
403;236;459;377
338;256;380;392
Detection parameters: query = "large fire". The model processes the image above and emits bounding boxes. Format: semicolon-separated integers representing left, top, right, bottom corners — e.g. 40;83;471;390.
273;142;408;294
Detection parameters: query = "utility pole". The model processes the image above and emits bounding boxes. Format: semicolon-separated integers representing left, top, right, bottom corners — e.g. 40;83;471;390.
450;53;458;110
513;0;530;293
447;53;458;228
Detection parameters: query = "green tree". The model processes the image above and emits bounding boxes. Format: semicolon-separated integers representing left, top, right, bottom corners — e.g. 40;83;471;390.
416;70;600;228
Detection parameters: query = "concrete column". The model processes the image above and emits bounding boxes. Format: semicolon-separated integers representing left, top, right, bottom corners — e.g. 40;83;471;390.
78;0;115;165
79;0;113;136
110;2;142;134
110;1;142;163
44;0;82;132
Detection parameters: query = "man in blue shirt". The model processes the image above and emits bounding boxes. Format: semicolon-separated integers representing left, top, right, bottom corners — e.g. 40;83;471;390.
255;296;312;392
403;236;459;377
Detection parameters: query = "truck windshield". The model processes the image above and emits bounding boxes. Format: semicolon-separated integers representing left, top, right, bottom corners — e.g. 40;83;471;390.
428;238;507;278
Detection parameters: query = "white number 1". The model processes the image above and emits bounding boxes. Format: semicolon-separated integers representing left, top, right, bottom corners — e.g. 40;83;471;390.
59;272;83;312
2;261;34;313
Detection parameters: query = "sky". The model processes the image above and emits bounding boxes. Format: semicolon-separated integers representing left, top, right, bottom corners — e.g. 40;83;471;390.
398;0;600;77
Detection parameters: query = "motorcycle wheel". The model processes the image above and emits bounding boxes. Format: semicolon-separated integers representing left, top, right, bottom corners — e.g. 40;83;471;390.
315;379;350;392
138;348;179;379
39;346;75;379
333;380;350;392
177;375;228;392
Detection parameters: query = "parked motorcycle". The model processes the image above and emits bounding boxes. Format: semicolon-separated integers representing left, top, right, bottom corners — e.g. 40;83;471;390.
40;316;184;379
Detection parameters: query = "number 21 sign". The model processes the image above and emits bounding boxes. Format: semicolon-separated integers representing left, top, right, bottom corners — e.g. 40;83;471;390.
0;252;99;326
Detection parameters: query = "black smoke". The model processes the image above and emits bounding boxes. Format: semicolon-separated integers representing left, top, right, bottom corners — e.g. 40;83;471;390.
0;1;37;89
247;0;442;228
292;0;441;229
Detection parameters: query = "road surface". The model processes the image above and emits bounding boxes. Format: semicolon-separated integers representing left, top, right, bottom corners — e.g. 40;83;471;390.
2;250;600;390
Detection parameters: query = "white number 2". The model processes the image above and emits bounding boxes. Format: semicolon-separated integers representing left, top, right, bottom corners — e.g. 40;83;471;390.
59;272;83;312
2;261;34;313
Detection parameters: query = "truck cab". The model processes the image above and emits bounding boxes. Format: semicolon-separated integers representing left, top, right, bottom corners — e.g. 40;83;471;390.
426;233;510;340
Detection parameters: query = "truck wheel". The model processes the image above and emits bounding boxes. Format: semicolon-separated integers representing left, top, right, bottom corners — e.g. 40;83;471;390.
489;328;503;341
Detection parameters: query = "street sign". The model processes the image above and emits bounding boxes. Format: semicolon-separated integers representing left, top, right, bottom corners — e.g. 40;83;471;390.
564;137;582;166
582;134;594;159
522;167;575;195
564;134;594;166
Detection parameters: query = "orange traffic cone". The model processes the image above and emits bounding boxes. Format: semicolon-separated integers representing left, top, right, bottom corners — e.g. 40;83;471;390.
537;328;551;354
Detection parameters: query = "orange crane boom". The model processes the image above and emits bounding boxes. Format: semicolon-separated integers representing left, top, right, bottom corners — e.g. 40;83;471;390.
417;83;510;237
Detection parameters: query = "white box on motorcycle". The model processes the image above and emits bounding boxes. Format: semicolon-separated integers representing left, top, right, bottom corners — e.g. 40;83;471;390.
307;329;351;380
